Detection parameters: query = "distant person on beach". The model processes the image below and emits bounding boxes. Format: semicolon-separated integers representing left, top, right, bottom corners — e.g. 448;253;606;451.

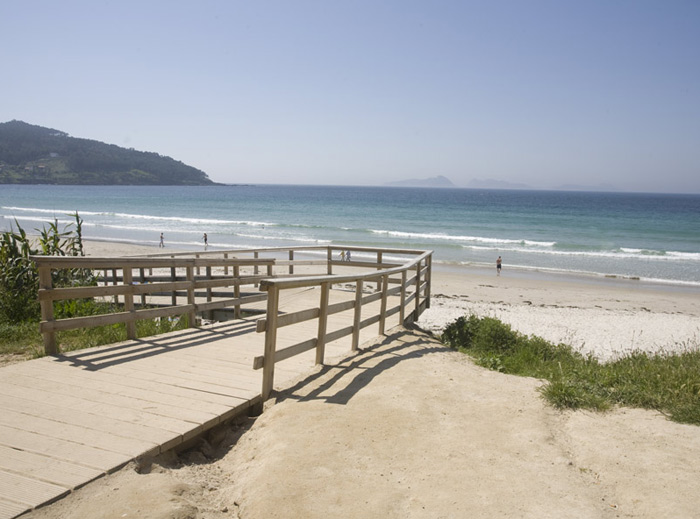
339;250;346;261
346;250;351;262
159;233;164;248
203;233;208;249
497;256;502;276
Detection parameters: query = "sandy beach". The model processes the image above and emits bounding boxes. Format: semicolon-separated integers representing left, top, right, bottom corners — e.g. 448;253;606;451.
19;240;700;518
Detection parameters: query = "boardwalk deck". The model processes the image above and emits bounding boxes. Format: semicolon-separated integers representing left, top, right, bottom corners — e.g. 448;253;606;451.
0;285;404;518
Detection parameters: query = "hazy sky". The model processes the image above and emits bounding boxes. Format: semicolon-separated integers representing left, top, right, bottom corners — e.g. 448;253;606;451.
2;1;699;193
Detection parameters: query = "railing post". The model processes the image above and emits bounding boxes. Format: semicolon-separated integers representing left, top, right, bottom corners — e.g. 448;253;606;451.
170;256;177;306
38;264;57;355
123;267;136;339
425;254;432;310
414;260;422;320
327;247;333;275
186;265;196;327
112;268;118;305
376;251;383;292
262;285;280;401
254;252;259;276
139;267;146;307
400;270;407;325
234;265;241;319
206;266;212;302
315;281;330;365
224;253;229;275
289;250;294;275
351;279;363;351
379;274;389;335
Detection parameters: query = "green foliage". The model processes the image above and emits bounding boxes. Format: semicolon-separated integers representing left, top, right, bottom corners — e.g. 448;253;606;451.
0;120;215;185
441;314;700;425
0;212;92;323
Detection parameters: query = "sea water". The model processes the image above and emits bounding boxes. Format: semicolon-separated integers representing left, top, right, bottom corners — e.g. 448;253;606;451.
1;184;699;286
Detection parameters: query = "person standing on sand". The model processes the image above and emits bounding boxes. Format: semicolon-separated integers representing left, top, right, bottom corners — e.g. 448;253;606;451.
159;233;164;248
203;233;208;249
496;256;502;276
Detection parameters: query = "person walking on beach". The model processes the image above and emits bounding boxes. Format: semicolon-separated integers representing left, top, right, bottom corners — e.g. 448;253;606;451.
496;256;502;276
346;250;351;262
159;233;164;248
203;233;208;249
339;250;346;261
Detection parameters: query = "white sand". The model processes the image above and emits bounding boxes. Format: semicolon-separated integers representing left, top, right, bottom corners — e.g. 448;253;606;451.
419;269;700;361
19;240;700;518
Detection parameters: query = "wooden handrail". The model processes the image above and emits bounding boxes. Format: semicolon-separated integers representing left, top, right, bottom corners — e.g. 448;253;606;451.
253;247;432;401
31;245;432;404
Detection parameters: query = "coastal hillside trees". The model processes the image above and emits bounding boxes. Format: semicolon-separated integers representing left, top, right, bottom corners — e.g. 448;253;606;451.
0;120;216;185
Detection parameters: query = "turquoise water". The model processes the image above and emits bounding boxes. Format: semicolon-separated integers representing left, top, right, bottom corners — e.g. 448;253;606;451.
1;184;699;285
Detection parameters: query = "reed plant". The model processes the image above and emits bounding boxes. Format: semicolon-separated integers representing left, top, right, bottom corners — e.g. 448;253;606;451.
441;315;700;425
0;214;187;361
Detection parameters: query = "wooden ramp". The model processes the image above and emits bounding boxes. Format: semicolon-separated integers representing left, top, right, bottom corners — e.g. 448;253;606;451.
0;285;403;518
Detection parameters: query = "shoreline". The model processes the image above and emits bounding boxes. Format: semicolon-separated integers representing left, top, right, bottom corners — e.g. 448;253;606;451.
83;236;700;292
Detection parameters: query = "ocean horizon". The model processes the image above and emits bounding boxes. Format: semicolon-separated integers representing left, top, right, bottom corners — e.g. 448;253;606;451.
2;184;699;287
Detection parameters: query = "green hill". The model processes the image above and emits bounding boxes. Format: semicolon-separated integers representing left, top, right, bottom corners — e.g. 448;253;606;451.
0;120;216;185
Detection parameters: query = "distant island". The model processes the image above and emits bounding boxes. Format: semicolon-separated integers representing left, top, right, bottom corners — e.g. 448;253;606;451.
0;120;216;185
385;175;455;188
465;178;532;190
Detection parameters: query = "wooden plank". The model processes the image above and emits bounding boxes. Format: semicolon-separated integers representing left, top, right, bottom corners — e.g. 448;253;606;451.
261;286;279;400
0;496;32;519
325;325;353;344
0;424;129;471
0;409;158;458
361;291;383;305
315;282;330;365
0;470;69;508
1;373;217;424
256;307;319;333
31;257;197;269
38;280;193;301
0;382;195;436
360;314;381;329
196;293;267;313
7;363;243;415
0;446;102;489
0;395;173;449
327;298;356;316
38;266;56;356
40;304;195;333
352;279;363;351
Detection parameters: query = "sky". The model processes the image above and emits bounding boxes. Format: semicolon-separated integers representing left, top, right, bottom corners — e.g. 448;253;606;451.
2;1;699;193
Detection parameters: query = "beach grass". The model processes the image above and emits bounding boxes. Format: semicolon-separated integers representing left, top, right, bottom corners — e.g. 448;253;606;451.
441;315;700;425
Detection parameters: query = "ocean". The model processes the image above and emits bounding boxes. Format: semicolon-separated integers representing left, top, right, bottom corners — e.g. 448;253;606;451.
1;184;699;287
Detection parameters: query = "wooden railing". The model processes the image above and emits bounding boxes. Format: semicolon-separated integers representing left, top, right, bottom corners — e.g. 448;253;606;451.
32;255;275;355
33;245;432;401
253;247;432;400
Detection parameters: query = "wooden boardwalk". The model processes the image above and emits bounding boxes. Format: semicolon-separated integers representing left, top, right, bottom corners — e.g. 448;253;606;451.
0;285;403;519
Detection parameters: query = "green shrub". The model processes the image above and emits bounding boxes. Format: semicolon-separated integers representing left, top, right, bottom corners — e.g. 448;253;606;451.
441;314;700;426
